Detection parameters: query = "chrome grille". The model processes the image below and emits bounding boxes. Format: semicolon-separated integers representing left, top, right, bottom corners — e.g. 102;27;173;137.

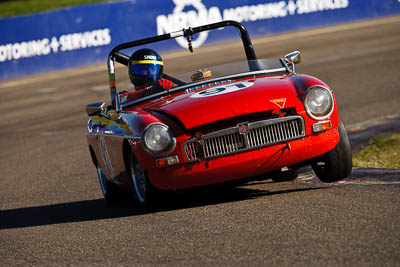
183;116;305;161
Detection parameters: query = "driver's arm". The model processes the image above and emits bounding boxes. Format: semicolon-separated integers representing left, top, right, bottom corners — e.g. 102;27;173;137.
140;79;175;98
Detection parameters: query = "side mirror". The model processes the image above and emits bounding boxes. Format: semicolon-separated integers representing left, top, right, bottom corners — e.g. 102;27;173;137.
284;51;301;73
285;51;301;65
86;102;106;116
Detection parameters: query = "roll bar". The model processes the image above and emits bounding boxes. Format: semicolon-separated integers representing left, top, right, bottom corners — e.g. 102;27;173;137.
107;20;259;109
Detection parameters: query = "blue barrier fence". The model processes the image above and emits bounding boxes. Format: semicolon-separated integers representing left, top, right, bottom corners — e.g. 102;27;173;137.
1;0;399;81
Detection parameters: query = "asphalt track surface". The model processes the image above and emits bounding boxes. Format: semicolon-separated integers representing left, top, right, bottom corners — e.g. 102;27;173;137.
1;16;400;266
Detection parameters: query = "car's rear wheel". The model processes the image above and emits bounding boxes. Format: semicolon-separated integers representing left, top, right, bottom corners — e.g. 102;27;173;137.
311;118;352;183
96;165;120;203
128;151;157;208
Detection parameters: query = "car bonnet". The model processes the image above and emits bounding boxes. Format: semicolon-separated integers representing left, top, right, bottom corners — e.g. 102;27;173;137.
144;76;297;130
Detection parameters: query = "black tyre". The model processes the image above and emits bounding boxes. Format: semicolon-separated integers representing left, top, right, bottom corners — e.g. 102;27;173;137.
270;169;298;182
311;118;352;183
128;150;157;208
96;165;120;203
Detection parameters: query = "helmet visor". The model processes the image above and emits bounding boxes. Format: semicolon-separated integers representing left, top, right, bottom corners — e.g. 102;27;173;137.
132;61;162;78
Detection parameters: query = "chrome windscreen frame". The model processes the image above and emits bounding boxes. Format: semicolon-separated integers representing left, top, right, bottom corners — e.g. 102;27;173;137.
120;67;287;110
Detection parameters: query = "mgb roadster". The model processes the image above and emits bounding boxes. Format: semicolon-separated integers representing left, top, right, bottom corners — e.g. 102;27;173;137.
86;20;352;207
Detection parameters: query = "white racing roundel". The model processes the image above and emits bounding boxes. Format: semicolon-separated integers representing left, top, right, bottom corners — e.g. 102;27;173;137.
190;81;254;98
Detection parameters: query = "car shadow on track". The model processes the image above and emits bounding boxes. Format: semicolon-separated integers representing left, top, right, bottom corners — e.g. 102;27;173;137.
0;182;327;230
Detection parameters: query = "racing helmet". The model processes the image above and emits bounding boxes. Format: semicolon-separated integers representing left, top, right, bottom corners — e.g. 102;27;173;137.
128;48;164;88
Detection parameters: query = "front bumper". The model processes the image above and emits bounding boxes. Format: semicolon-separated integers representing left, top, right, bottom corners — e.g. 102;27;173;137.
147;127;339;190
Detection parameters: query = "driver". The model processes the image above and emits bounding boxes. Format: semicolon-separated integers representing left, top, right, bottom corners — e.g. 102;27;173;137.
128;48;174;97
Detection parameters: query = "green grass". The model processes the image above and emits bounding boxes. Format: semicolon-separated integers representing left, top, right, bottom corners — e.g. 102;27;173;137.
353;134;400;169
0;0;109;18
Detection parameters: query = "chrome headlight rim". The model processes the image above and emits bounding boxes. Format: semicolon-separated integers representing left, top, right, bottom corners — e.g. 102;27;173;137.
303;85;334;121
141;123;176;157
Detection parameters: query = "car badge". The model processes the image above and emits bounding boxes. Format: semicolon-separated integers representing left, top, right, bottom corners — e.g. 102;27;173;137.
238;123;249;135
270;98;286;109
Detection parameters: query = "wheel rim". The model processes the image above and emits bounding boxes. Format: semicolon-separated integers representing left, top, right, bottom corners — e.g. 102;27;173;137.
131;162;147;203
97;166;107;196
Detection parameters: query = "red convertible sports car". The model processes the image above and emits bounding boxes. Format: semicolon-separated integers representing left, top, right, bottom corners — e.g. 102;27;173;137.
86;21;352;207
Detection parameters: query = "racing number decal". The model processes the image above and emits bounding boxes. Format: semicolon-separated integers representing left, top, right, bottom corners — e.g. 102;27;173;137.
198;87;225;97
99;135;115;179
191;81;254;98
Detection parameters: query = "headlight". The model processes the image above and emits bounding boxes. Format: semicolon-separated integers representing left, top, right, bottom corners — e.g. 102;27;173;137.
303;85;334;120
142;123;176;156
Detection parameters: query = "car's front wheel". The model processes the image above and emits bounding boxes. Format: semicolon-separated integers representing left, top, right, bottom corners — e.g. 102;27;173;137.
128;151;157;208
311;118;352;183
96;165;120;203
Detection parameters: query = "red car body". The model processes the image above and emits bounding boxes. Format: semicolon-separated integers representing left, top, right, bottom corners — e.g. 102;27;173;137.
86;21;351;206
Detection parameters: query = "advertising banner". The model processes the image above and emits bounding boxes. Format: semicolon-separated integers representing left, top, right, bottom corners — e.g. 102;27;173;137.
1;0;399;80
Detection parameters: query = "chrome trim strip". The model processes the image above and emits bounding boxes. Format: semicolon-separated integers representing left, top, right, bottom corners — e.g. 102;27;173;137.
201;125;240;139
86;132;140;139
183;116;305;162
